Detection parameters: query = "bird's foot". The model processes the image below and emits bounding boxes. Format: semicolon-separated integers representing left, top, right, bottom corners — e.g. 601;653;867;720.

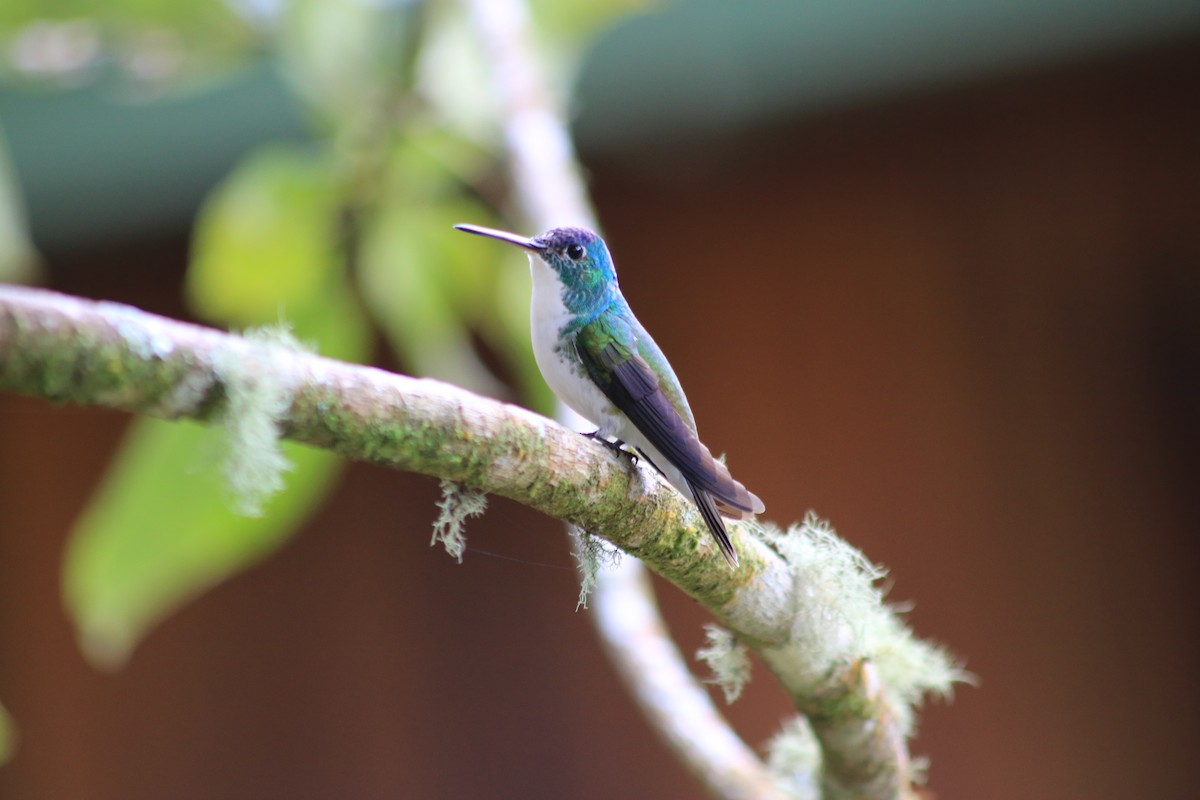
583;430;639;465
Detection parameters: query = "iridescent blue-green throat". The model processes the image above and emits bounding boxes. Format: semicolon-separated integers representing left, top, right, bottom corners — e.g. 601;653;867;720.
455;223;764;568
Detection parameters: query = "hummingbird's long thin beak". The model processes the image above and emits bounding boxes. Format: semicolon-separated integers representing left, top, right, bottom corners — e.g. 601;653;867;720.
454;223;544;250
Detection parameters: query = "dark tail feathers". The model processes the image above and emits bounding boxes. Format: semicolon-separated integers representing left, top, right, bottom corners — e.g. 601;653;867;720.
686;479;739;568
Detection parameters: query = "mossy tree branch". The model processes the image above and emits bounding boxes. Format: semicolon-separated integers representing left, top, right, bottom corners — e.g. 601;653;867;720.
0;284;932;798
0;284;745;591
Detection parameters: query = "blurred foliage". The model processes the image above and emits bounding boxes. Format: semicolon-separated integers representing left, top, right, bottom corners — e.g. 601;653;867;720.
0;0;651;752
0;125;38;283
0;700;12;763
64;142;372;668
528;0;657;67
0;0;256;85
186;143;360;337
63;419;345;668
0;0;245;30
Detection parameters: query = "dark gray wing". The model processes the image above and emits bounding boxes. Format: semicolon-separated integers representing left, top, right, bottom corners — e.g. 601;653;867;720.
574;328;761;516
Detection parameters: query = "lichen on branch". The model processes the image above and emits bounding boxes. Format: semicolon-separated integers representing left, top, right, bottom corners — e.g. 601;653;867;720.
431;479;488;562
0;284;961;800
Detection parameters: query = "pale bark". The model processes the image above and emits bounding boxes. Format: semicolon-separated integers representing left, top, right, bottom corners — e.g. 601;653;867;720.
1;283;918;798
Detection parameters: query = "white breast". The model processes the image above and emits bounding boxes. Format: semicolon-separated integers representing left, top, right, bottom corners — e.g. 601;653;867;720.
525;255;694;498
527;254;621;435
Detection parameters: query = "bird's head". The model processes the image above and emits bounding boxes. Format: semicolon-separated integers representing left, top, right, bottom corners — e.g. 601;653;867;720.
455;223;618;316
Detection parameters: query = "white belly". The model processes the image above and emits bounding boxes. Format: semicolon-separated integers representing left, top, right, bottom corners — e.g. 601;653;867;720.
528;256;620;431
526;255;690;497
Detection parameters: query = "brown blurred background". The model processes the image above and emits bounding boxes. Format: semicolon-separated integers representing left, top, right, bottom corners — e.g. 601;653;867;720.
2;10;1200;800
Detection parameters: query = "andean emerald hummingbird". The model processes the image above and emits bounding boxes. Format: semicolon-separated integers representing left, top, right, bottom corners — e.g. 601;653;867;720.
455;224;764;568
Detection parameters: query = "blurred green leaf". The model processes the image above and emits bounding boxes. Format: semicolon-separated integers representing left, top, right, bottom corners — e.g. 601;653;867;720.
0;698;14;764
186;141;370;357
357;136;552;410
0;124;39;283
64;419;342;668
0;0;243;30
278;0;420;121
189;145;339;326
528;0;659;44
65;140;370;665
526;0;660;88
417;1;654;150
359;193;505;395
0;0;256;84
417;5;500;145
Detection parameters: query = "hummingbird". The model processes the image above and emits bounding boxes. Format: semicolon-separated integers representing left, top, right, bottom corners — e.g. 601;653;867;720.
455;223;764;567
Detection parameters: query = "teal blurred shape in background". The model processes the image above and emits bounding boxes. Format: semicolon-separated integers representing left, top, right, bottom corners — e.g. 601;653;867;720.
0;64;309;249
573;0;1200;150
2;0;1199;249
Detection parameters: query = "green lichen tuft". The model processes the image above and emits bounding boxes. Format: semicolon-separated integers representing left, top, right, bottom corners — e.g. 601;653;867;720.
696;623;751;704
572;528;621;611
765;717;821;800
213;326;308;516
760;512;966;737
430;479;488;563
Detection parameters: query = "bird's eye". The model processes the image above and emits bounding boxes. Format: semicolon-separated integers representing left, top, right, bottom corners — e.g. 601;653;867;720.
565;243;585;261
